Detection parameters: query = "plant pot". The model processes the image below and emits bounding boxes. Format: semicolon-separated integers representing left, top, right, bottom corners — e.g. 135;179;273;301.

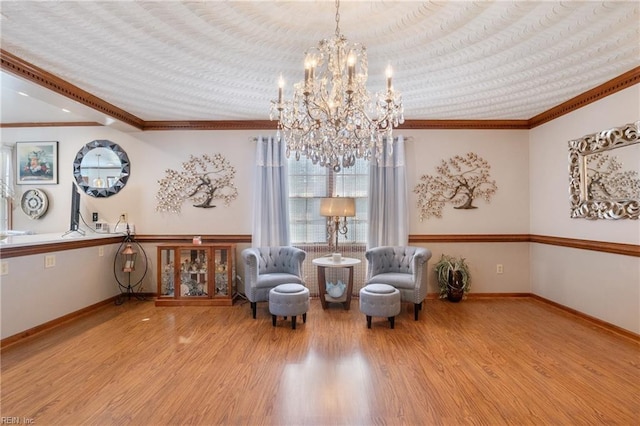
447;270;464;302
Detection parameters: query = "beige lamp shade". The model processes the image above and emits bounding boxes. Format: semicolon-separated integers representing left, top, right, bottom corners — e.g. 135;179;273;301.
320;197;356;217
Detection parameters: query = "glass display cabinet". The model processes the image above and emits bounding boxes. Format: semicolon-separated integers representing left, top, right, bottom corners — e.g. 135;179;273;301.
156;243;235;306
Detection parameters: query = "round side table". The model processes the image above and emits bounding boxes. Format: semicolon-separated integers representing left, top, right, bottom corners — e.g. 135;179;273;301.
312;256;361;310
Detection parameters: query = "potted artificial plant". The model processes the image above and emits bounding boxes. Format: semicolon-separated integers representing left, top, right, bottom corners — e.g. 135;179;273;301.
434;254;471;302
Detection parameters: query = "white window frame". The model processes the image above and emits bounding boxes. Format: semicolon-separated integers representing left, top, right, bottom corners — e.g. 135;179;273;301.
288;156;369;246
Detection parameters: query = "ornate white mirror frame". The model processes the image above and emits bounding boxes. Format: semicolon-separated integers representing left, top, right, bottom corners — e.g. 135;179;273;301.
568;121;640;220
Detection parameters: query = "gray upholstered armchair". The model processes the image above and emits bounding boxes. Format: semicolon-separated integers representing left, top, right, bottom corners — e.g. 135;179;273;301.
365;246;432;320
241;246;306;318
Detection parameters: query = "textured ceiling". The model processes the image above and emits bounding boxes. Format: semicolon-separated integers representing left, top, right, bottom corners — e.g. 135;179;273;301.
1;0;639;124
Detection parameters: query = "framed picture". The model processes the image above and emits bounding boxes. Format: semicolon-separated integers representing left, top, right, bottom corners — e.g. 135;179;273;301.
16;141;58;184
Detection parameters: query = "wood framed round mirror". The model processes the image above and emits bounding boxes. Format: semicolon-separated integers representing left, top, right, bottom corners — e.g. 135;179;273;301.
73;140;130;197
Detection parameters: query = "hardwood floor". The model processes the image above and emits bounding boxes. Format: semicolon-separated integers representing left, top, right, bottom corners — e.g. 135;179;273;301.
1;297;638;425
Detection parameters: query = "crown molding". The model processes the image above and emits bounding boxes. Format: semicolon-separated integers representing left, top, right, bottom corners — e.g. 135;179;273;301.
528;66;640;129
0;49;144;130
142;120;277;131
1;50;638;131
398;120;530;130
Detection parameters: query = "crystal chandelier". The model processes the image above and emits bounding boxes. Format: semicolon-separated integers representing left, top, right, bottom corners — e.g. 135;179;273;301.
270;0;404;172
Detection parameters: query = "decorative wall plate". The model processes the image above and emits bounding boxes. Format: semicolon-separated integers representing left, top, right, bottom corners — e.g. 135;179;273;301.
21;188;49;219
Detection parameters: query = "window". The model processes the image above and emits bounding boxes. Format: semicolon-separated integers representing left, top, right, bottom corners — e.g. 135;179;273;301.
288;156;368;246
1;145;15;232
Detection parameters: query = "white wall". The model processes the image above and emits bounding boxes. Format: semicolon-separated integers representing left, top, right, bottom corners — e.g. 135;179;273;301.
529;85;640;333
120;130;257;234
2;125;531;295
531;244;639;333
405;129;530;234
414;242;530;296
3;126;530;237
404;129;531;297
2;126;258;235
2;87;638;334
1;241;122;339
529;86;640;244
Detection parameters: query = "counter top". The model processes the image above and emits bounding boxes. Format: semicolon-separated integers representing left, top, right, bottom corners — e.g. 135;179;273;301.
0;232;126;258
1;232;125;248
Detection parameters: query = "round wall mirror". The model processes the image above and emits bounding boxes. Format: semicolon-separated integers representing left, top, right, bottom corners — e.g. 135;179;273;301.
73;140;130;197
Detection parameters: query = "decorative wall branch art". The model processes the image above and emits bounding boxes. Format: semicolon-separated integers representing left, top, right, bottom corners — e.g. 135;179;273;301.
568;121;639;220
414;152;498;220
156;153;238;213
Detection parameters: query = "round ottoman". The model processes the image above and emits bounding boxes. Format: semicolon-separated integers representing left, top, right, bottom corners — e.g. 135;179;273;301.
359;284;401;329
269;284;310;329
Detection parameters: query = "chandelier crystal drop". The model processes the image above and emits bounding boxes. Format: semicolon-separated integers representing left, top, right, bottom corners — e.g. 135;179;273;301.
270;0;404;172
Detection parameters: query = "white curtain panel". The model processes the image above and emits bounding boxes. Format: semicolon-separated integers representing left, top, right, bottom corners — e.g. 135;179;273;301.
251;136;291;247
1;144;15;197
367;136;408;248
1;144;15;231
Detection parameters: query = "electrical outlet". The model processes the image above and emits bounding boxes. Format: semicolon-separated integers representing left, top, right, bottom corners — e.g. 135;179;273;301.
98;246;104;257
121;212;128;222
45;255;56;268
1;261;8;276
496;264;504;274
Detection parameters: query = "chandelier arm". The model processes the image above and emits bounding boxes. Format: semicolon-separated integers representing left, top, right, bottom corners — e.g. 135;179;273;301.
354;108;376;129
282;115;320;141
377;120;393;131
304;100;328;123
312;83;334;113
352;126;372;142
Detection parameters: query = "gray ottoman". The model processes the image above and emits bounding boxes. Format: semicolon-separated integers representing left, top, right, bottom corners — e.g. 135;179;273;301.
269;283;310;329
359;284;401;329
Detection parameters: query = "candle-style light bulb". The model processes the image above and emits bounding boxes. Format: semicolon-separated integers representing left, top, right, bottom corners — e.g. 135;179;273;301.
386;65;393;91
278;74;284;103
304;56;311;84
347;53;356;84
309;56;317;81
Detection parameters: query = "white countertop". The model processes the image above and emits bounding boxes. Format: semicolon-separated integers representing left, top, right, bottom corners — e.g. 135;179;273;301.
0;231;125;249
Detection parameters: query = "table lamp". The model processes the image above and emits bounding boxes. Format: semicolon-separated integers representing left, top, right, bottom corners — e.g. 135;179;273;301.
320;197;356;252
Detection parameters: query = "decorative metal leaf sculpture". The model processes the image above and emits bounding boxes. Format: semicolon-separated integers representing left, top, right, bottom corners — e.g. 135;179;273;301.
156;153;238;213
414;152;497;220
584;153;640;200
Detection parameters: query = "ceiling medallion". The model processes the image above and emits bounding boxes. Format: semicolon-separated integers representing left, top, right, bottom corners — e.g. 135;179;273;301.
270;0;404;172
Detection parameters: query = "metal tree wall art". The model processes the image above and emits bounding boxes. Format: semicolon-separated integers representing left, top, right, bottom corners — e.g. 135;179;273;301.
156;153;238;213
584;153;639;200
414;152;498;220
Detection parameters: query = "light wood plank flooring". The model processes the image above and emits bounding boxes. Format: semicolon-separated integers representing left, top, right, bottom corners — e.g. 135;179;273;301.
1;298;638;425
